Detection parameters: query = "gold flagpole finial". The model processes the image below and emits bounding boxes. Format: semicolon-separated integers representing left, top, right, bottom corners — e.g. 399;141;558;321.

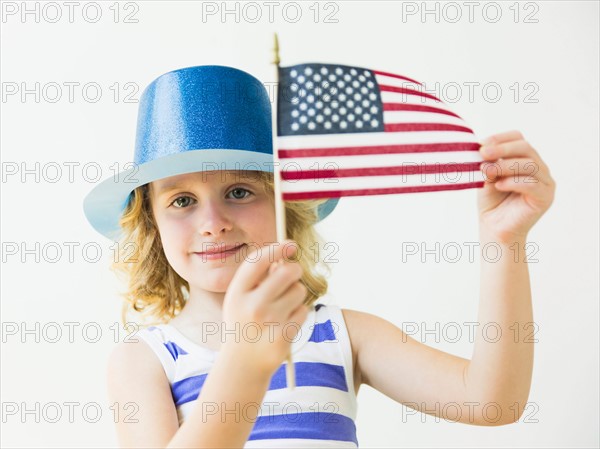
272;32;280;66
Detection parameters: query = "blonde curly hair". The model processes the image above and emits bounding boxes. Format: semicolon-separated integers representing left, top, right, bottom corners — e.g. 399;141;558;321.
110;170;333;329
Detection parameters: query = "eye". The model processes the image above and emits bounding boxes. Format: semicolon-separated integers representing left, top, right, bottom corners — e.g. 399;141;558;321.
170;196;195;209
227;187;253;200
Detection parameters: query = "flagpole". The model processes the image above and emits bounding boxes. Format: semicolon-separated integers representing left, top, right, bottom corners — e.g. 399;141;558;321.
271;32;296;391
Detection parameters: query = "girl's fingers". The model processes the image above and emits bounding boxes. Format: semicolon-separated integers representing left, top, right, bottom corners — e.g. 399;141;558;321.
480;138;543;165
233;240;297;293
493;175;550;203
481;130;524;146
254;259;304;306
481;158;552;186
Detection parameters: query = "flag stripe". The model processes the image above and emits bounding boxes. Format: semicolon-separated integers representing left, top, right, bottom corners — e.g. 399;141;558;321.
383;103;461;118
372;69;422;85
278;142;480;158
281;170;485;193
278;131;479;150
282;181;485;200
383;111;468;126
380;91;447;109
379;84;442;102
281;162;483;180
384;123;474;133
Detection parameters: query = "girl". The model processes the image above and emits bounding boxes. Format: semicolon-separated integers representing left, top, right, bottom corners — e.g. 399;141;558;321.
84;65;555;448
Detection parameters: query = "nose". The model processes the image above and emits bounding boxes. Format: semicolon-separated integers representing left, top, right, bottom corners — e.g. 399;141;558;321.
197;198;233;236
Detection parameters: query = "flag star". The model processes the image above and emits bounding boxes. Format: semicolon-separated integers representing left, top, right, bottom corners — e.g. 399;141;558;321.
306;81;314;89
337;80;345;88
300;103;308;111
356;120;363;128
308;108;315;116
324;121;332;129
354;93;362;101
347;113;355;121
370;106;378;113
291;123;299;131
332;114;339;122
292;110;299;118
324;107;332;115
362;99;370;107
328;74;336;82
350;69;358;76
290;83;299;92
361;87;368;94
298;75;306;83
347;100;355;108
362;113;370;120
367;81;374;88
307;95;315;103
355;106;363;114
329;86;337;95
363;70;370;77
339;107;347;115
369;93;377;100
370;119;379;127
335;67;343;75
316;115;324;123
316;101;323;109
352;80;359;88
308;122;316;130
291;70;298;77
340;121;347;129
314;74;321;82
339;94;347;101
345;87;353;94
305;67;313;75
344;74;351;81
321;67;328;74
359;75;366;82
299;116;308;124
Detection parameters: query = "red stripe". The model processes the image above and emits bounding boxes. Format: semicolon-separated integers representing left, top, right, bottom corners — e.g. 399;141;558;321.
384;123;474;133
372;69;422;85
281;162;483;180
379;85;442;102
282;182;485;200
278;142;481;158
383;103;460;118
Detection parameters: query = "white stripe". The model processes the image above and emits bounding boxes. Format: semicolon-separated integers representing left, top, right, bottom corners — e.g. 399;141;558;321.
380;90;446;108
278;130;479;149
383;111;469;127
281;170;485;193
279;150;484;171
375;73;423;91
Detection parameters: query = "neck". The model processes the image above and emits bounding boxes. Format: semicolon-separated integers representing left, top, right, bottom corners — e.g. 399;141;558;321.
176;285;225;325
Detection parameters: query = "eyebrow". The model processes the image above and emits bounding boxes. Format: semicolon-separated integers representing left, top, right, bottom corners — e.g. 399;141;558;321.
153;173;260;195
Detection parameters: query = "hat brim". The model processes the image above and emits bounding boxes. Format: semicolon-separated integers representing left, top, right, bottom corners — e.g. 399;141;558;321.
83;149;339;241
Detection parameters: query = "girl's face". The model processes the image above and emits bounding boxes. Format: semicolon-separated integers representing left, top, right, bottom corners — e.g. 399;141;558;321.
150;170;276;293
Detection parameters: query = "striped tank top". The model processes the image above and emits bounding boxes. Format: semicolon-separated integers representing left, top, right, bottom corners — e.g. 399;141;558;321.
136;302;359;448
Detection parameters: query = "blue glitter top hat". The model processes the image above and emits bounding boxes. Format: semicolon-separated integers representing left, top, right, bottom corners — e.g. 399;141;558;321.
82;65;339;241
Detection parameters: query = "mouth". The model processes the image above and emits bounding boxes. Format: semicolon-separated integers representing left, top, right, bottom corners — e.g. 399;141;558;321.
193;244;246;260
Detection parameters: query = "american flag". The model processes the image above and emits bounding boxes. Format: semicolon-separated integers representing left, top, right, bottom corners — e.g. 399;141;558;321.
276;63;485;201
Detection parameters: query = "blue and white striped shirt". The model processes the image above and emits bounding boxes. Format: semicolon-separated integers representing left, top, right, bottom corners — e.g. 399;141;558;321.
136;302;359;448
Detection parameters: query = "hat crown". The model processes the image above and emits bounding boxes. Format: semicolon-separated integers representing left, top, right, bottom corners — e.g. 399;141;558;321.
134;65;273;165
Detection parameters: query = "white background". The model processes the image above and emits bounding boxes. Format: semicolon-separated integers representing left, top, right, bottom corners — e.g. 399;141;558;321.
1;1;598;447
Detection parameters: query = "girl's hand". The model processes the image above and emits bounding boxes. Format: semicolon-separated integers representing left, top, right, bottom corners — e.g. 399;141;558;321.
478;130;556;244
222;240;309;376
